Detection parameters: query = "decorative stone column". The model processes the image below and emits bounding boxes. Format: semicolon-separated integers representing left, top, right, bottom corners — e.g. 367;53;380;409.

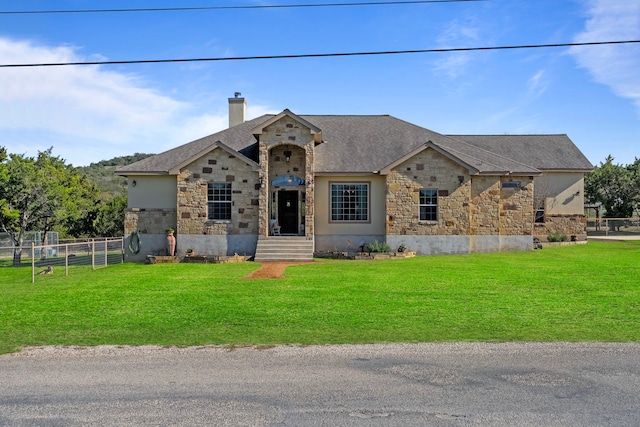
258;141;269;238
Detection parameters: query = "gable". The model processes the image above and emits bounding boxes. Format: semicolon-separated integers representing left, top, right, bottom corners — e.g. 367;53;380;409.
380;142;479;175
252;110;322;147
169;141;259;175
257;114;320;149
176;143;260;177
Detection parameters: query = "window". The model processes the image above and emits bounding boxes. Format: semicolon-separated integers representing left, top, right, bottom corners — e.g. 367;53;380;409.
208;182;231;220
419;189;438;221
535;208;545;223
330;183;369;222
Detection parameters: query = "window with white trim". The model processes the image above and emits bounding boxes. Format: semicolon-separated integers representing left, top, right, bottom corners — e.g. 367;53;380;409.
208;182;232;220
419;189;438;221
330;183;369;222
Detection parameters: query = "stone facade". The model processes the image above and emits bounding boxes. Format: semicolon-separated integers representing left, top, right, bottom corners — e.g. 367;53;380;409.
386;149;471;236
124;208;176;235
534;214;588;241
470;177;500;235
121;112;589;259
257;116;315;239
499;177;534;236
385;149;537;241
176;148;259;236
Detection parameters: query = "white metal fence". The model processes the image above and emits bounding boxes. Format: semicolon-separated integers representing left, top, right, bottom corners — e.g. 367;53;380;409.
0;237;124;283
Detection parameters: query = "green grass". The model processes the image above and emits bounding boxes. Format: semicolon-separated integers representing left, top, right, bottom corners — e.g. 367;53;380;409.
1;241;639;354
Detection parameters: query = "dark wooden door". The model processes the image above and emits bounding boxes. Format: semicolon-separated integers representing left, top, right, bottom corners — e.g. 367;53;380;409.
278;190;299;234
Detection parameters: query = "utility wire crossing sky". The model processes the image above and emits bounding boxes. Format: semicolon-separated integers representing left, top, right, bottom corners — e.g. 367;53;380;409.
0;0;486;15
0;0;638;167
2;40;639;68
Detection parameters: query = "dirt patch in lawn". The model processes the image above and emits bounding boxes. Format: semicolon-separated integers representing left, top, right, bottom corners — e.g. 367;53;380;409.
244;262;314;279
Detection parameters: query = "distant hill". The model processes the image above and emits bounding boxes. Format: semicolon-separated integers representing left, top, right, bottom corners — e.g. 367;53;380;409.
78;153;154;196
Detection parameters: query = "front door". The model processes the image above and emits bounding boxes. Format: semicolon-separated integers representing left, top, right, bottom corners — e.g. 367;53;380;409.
278;190;299;234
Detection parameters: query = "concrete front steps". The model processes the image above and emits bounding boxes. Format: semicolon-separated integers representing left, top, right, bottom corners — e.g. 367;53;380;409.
253;237;314;262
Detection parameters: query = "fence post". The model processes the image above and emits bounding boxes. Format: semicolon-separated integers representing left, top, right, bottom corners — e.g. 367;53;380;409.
31;243;35;284
65;243;69;276
104;239;108;267
91;239;95;270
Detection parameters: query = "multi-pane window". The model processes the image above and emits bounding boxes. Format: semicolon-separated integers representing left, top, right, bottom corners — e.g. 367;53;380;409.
330;183;369;222
419;189;438;221
208;182;231;220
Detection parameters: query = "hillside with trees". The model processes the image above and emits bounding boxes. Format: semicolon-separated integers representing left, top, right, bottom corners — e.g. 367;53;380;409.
1;148;153;264
77;153;154;197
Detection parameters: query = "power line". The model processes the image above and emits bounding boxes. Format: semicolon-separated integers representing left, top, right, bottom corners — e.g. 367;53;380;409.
0;0;486;15
1;40;638;68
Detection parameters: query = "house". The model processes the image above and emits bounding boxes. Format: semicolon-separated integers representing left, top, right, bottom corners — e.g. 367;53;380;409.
116;95;593;261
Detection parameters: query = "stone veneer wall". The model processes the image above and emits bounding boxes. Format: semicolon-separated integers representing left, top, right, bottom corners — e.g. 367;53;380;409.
534;214;588;241
499;177;534;236
386;149;470;236
385;149;538;254
176;148;259;236
124;208;176;235
470;177;500;235
258;116;315;239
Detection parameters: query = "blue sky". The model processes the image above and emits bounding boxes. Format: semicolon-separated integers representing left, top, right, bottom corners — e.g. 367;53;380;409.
0;0;638;167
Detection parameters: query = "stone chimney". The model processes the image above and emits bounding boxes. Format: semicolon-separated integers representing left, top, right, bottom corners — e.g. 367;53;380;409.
228;92;246;128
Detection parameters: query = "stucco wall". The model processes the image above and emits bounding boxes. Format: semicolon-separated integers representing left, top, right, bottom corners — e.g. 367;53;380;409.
314;175;386;235
537;172;585;215
127;175;177;209
533;172;587;241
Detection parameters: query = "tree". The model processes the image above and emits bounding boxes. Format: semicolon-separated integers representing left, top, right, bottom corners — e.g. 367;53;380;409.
585;155;639;219
0;147;93;265
627;158;640;218
93;195;126;237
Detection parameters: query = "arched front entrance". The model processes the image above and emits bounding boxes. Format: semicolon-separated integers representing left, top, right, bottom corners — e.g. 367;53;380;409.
270;174;305;235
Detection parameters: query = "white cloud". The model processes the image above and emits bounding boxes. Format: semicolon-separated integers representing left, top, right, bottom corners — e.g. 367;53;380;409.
570;0;640;115
0;38;238;165
527;70;548;98
432;18;481;78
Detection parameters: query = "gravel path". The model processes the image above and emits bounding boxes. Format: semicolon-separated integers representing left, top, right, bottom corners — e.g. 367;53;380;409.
244;261;314;279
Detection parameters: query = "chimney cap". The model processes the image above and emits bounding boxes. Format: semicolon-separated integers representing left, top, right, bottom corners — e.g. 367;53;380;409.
234;92;242;98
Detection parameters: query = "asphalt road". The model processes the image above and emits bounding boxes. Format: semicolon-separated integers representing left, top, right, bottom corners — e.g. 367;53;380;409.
1;343;639;426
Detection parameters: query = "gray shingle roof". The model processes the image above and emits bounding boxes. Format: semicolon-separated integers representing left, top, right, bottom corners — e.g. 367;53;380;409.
116;112;592;176
447;135;593;171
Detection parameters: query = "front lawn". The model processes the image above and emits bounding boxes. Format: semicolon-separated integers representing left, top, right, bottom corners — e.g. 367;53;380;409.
1;241;639;354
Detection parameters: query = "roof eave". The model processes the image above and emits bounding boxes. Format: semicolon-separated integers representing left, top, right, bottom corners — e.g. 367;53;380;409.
115;170;173;176
538;168;594;173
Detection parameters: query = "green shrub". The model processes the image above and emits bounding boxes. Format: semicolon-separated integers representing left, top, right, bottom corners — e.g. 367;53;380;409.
368;240;391;253
547;232;568;242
